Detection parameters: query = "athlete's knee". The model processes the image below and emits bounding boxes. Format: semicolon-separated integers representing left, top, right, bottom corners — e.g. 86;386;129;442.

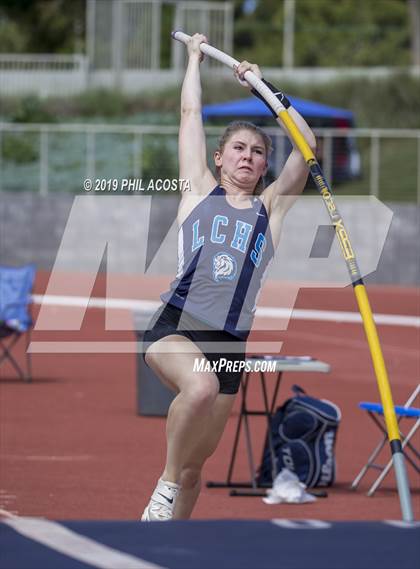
184;378;219;410
145;350;177;392
144;348;163;372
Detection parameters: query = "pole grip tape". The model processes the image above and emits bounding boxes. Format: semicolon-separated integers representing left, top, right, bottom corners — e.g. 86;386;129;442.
251;79;291;117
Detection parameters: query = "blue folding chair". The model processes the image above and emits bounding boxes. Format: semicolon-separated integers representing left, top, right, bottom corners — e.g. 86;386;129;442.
0;264;36;382
351;384;420;496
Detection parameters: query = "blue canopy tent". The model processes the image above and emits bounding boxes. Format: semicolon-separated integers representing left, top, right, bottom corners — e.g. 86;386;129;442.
202;96;359;182
202;96;354;123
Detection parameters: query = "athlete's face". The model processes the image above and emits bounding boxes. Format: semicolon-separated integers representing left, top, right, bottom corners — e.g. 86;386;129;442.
214;129;268;190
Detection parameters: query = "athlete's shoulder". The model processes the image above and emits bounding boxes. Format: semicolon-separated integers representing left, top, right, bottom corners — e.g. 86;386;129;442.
177;184;221;225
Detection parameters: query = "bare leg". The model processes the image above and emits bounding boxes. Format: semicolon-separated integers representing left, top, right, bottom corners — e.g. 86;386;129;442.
145;335;220;484
174;393;236;519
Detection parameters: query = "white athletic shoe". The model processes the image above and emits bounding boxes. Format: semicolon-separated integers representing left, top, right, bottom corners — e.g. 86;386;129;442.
141;478;180;522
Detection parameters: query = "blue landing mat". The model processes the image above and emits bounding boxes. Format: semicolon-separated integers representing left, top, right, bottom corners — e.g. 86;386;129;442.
1;519;419;569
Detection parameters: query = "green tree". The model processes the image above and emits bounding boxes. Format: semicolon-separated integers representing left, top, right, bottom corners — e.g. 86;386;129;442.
0;0;85;53
233;0;411;67
0;0;412;67
294;0;410;66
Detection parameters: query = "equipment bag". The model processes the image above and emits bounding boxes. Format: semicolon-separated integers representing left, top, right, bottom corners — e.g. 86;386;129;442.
257;385;341;488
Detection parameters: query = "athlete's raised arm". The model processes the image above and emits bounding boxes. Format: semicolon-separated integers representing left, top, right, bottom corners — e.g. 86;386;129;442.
179;34;216;194
265;105;316;214
234;61;316;217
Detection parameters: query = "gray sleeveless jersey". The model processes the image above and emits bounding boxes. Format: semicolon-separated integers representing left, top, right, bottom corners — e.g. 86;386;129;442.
161;185;274;339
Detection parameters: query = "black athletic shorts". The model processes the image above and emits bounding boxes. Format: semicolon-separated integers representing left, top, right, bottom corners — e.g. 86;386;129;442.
142;303;246;395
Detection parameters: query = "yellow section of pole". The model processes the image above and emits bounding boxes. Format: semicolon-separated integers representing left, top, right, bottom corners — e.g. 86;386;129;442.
354;284;401;441
278;110;315;162
278;108;401;444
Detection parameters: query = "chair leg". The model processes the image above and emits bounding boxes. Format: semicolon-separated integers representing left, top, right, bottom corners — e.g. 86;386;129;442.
25;329;32;382
350;433;388;490
26;350;32;382
0;335;28;381
367;419;420;496
0;335;20;366
351;408;409;491
3;350;25;381
404;439;420;461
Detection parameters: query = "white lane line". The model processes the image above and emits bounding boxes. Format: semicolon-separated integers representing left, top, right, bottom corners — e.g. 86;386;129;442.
0;509;18;518
2;517;166;569
32;295;420;328
257;307;420;327
271;519;331;529
2;454;93;461
28;341;283;354
32;295;158;312
285;330;420;357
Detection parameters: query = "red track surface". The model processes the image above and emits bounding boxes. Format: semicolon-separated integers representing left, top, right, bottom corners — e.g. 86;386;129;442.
0;272;419;521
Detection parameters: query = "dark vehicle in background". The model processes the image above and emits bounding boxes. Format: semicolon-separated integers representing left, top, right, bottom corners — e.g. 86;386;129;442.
202;96;361;185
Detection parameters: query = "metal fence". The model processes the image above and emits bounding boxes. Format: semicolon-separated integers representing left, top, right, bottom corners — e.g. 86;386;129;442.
87;0;233;71
171;1;234;70
0;123;419;202
0;1;233;96
0;55;89;97
0;54;87;71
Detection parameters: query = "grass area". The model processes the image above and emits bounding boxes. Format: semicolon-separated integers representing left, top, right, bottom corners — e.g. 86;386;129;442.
1;128;418;201
0;131;180;194
331;138;418;202
2;133;418;202
378;138;418;202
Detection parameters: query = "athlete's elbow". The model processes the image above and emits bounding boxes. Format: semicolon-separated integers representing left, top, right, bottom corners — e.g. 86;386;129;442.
181;105;202;116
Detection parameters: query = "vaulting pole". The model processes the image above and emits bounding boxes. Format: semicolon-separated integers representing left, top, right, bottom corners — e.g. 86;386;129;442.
172;30;414;522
